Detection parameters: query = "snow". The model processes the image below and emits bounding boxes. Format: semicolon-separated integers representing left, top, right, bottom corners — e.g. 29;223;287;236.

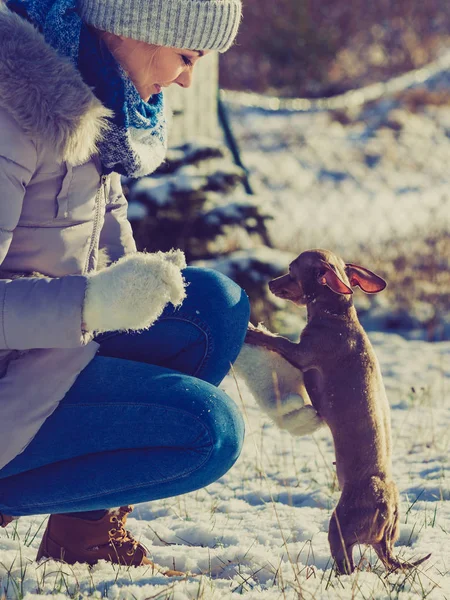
128;162;242;211
127;202;148;221
202;194;274;225
131;177;176;207
228;101;450;256
2;76;450;599
1;333;449;599
194;247;295;282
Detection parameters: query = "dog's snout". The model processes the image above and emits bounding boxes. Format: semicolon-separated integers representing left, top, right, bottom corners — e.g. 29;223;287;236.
269;273;291;292
268;273;305;304
268;279;277;292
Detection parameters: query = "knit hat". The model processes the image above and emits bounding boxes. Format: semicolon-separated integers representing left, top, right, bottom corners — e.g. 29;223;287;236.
78;0;242;52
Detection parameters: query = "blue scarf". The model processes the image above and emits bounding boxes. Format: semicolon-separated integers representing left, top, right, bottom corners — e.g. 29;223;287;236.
7;0;168;177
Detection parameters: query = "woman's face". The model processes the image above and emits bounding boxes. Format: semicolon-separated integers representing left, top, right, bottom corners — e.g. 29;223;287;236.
102;34;210;101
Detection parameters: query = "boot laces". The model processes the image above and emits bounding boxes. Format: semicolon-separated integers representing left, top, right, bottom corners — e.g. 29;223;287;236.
108;505;142;557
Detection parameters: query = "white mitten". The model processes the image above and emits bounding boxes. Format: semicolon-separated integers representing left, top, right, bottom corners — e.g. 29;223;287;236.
153;248;187;269
83;251;187;333
234;343;325;437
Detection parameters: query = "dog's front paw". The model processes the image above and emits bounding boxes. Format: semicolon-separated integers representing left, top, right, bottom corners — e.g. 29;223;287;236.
245;328;270;347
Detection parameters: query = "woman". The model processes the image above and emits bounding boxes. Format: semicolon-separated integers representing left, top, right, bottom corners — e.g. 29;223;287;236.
0;0;248;574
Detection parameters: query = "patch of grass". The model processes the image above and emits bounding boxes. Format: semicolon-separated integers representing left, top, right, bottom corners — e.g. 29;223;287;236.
361;230;450;340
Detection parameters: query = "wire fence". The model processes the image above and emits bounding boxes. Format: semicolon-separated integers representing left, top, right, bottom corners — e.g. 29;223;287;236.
220;50;450;113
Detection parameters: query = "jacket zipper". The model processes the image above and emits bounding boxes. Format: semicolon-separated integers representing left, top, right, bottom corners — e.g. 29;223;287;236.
84;174;108;274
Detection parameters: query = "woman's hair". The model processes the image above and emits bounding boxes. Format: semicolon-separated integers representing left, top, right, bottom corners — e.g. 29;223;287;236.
94;28;159;80
95;29;135;61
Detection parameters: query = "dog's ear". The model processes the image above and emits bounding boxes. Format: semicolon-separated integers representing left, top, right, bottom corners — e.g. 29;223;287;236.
345;264;387;293
318;264;353;295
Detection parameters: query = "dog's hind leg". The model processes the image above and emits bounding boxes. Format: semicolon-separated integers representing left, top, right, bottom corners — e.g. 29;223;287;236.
373;485;430;571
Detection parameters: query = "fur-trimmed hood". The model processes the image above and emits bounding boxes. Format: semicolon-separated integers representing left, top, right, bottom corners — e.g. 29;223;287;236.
0;4;112;165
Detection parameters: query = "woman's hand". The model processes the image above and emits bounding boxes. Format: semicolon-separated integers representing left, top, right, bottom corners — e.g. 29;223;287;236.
83;250;187;333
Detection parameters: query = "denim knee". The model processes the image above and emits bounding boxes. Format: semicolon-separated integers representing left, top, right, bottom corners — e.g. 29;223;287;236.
201;386;245;480
155;266;250;386
182;267;250;345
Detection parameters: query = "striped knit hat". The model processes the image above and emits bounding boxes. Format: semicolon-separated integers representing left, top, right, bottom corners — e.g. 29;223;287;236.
78;0;242;52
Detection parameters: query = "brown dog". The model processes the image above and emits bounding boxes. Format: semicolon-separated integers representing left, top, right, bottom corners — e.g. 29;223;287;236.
245;249;430;574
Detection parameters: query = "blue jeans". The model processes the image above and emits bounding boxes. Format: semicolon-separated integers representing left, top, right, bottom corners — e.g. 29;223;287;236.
0;268;249;516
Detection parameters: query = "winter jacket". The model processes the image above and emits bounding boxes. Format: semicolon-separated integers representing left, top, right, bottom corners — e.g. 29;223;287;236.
0;4;137;470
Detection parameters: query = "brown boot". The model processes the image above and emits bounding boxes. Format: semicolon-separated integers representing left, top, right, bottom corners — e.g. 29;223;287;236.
0;513;15;528
36;505;184;575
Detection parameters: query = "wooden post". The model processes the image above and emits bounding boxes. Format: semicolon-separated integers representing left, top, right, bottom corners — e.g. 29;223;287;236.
163;52;220;146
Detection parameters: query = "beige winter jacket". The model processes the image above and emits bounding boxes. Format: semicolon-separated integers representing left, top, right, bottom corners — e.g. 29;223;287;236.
0;4;137;471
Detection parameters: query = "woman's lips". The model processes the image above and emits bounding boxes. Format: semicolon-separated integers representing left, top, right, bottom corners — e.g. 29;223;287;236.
154;84;162;93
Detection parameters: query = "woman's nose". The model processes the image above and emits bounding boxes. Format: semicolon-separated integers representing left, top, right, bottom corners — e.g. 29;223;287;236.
175;68;193;89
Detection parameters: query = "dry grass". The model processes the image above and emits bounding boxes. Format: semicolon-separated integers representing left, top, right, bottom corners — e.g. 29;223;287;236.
359;231;450;340
395;88;450;113
220;0;450;97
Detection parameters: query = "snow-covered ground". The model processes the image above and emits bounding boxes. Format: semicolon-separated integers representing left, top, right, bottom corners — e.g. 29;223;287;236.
1;333;449;599
2;80;450;598
228;97;450;257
